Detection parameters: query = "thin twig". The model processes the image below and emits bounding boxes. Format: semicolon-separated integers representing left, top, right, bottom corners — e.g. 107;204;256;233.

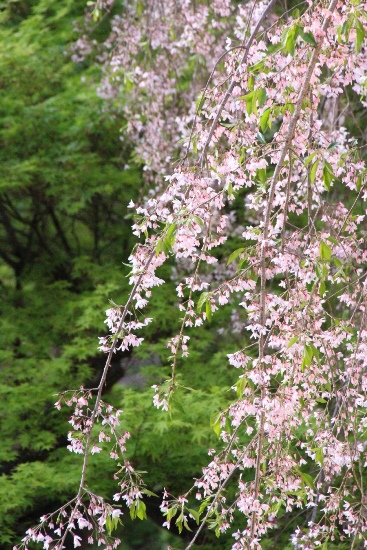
76;249;156;498
184;439;257;550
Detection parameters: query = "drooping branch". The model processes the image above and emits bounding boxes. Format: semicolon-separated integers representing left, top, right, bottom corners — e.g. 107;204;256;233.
250;0;339;540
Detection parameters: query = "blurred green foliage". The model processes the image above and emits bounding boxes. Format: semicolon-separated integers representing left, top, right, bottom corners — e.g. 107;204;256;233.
0;1;241;548
0;0;138;545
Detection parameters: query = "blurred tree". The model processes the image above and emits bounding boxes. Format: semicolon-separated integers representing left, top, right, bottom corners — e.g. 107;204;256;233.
0;0;140;544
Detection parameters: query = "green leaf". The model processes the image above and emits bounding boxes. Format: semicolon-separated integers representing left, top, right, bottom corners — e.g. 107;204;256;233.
105;514;122;535
247;378;256;391
249;269;258;282
357;173;364;191
196;93;206;114
299;29;317;46
314;447;325;466
266;42;283;55
165;223;176;241
188;508;200;525
206;300;212;322
327;236;338;245
210;412;222;437
238;91;255;115
238;258;250;271
129;501;137;520
257;168;267;183
175;514;183;534
248;60;265;74
327;141;338;150
236;376;247;398
283;25;299;56
92;6;101;21
227;247;245;266
192;215;204;228
183;517;192;532
310;344;319;360
198;499;211;515
141;489;159;497
301;345;313;371
320;241;332;261
260;108;271;132
305;345;313;364
155;238;167;256
287;336;299;348
310;159;319;183
299;471;315;489
304;151;317;167
337;24;343;44
323;161;335;191
219;122;236;129
343;15;353;43
257;88;267;107
164;223;177;250
136;500;147;520
270;500;284;515
252;92;258;116
355;19;365;53
282;102;295;115
316;397;327;404
256;132;266;144
197;291;210;313
167;506;178;522
106;515;113;535
136;0;144;15
319;280;326;296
